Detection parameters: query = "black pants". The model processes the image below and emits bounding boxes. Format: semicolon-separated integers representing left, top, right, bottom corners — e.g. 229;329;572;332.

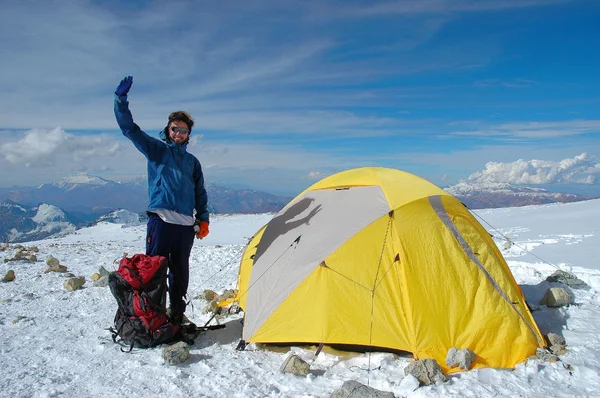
146;214;195;316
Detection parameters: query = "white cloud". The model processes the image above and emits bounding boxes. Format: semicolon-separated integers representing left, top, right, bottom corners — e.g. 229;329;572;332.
1;128;121;167
2;128;64;165
0;128;356;195
467;153;600;185
307;171;327;180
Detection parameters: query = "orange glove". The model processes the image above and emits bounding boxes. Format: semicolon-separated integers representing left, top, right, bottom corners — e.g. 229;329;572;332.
194;221;209;239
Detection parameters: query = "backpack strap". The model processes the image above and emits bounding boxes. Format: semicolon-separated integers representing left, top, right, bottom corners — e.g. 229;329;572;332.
121;341;135;353
121;265;146;291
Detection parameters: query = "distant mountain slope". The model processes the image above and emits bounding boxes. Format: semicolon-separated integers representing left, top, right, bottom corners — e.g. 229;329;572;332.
0;175;145;214
0;201;76;242
206;185;291;214
445;181;590;209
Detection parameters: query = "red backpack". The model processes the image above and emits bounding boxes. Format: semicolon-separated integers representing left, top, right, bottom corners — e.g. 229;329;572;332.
108;254;181;351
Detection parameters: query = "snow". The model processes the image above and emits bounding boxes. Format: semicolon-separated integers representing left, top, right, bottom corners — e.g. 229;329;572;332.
31;204;67;223
7;204;76;243
96;209;143;226
1;201;600;397
55;173;110;189
1;202;27;211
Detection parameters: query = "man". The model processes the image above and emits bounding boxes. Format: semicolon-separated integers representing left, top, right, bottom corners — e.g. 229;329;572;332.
113;75;209;325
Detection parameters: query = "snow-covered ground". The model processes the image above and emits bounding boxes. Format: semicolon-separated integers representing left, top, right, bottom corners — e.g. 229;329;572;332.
1;201;599;398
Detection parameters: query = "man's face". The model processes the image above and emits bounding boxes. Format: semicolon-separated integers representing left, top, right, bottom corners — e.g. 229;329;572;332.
168;121;190;144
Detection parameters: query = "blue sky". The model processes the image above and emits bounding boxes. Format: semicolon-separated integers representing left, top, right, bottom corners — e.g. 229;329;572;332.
0;0;599;196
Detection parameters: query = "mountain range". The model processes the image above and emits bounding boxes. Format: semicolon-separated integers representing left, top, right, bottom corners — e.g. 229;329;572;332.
445;181;591;209
0;174;595;242
0;174;291;218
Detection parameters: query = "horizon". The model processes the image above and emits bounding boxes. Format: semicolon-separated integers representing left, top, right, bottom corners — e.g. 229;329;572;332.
1;170;599;199
1;1;599;196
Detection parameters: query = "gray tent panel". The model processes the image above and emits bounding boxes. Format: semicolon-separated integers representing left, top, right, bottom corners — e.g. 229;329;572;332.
243;185;391;339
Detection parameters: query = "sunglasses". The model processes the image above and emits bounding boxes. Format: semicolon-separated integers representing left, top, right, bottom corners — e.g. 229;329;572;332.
170;126;190;135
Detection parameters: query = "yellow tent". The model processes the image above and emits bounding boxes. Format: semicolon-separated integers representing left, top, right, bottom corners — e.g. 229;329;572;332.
233;167;545;372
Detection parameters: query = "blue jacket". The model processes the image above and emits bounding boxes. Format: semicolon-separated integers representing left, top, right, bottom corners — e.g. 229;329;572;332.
114;95;209;224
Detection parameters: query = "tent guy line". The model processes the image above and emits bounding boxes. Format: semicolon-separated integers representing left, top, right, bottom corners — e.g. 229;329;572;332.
471;209;563;271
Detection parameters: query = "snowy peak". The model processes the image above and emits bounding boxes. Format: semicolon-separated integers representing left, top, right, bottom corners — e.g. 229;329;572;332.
53;173;112;190
32;204;67;223
0;202;76;242
447;181;556;195
96;209;143;226
445;181;588;209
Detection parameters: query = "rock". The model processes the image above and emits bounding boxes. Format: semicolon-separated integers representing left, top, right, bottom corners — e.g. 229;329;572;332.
98;266;111;277
446;347;476;370
280;354;310;376
45;265;68;273
201;289;217;301
3;270;16;282
404;359;447;386
63;273;76;278
546;270;589;289
535;348;558;362
546;333;566;346
93;275;109;287
12;316;27;324
64;277;86;291
45;255;60;267
163;341;190;365
90;273;102;281
14;250;26;260
539;287;571;307
28;246;39;252
7;250;37;263
330;380;395;398
550;344;568;356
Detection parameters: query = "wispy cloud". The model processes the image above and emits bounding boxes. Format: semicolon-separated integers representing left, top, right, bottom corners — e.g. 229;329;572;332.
331;0;571;18
449;120;600;140
0;0;502;130
474;79;537;88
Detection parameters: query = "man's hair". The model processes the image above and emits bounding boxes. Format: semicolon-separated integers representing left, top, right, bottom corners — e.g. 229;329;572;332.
168;111;194;131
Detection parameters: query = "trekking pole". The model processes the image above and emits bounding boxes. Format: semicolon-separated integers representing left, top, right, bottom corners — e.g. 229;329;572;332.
199;307;226;331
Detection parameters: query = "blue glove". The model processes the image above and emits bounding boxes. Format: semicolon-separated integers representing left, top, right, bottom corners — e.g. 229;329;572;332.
115;76;133;97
